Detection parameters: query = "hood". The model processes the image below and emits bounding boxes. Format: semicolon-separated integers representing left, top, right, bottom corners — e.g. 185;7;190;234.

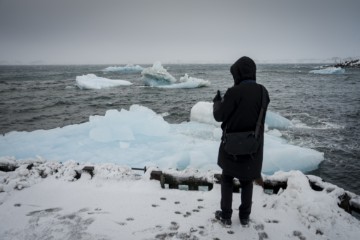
230;56;256;85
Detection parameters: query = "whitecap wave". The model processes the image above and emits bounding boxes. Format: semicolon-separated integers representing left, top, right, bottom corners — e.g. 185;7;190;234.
102;64;143;73
309;67;345;74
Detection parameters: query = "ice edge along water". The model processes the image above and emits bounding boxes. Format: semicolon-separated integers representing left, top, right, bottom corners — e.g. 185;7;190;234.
0;102;323;175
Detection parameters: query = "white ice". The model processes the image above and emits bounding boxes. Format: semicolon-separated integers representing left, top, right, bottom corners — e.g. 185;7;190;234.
0;159;359;240
102;64;144;73
76;74;132;90
0;102;323;174
159;74;210;89
190;102;293;129
141;61;177;86
141;62;210;89
309;67;345;74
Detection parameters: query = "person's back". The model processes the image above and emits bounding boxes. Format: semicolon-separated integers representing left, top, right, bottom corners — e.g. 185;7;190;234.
213;56;270;227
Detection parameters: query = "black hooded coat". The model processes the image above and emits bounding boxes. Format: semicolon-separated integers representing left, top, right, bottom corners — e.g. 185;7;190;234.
213;57;270;180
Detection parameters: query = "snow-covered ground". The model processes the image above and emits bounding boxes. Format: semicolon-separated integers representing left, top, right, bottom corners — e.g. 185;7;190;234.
0;159;359;240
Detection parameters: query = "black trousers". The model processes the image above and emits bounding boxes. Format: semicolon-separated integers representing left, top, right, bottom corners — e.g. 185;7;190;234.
220;172;253;220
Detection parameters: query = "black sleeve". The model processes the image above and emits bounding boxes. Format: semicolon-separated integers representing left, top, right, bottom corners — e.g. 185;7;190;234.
213;89;236;123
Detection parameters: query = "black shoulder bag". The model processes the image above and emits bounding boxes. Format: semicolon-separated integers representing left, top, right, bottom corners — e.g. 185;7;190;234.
223;85;267;156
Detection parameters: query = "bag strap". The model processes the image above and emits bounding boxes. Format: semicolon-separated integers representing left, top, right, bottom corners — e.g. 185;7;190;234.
254;85;267;138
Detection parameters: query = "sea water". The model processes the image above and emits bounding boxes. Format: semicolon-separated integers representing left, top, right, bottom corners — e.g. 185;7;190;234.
0;64;359;194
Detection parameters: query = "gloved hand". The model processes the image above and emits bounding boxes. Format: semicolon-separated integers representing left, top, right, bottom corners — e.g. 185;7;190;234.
213;90;222;102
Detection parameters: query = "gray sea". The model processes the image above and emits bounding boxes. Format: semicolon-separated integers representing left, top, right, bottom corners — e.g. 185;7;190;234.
0;64;359;194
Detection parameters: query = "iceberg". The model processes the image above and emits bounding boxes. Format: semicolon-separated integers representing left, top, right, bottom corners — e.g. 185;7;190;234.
159;74;210;89
102;64;144;73
0;103;323;174
141;62;210;89
141;62;177;86
76;74;132;90
309;67;345;74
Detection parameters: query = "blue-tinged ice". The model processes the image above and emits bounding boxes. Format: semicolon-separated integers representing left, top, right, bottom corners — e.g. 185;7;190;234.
190;102;293;129
0;102;323;174
76;74;132;89
141;62;210;89
141;62;177;86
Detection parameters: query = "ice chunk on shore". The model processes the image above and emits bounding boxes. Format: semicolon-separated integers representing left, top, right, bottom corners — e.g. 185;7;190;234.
309;67;345;74
0;103;323;174
102;64;144;73
266;111;293;129
190;101;293;129
76;74;132;89
190;102;220;127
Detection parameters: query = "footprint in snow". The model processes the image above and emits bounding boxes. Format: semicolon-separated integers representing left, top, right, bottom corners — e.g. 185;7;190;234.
258;232;269;240
169;221;179;231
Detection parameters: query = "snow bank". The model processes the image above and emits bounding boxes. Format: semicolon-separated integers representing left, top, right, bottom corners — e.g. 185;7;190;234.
76;74;132;90
0;160;359;240
0;103;323;174
141;62;210;89
102;64;144;73
309;67;345;74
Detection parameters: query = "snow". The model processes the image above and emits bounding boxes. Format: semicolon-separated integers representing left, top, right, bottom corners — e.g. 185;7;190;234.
102;64;144;73
141;62;210;89
76;74;132;90
309;67;345;74
0;102;323;174
0;159;359;240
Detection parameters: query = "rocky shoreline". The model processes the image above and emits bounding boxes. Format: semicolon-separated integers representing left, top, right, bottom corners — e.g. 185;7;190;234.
333;59;360;68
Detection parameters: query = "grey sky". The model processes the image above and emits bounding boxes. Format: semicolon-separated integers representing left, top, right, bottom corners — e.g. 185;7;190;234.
0;0;359;64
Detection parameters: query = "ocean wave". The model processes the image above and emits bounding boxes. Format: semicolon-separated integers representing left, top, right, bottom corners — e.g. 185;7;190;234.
309;67;345;75
102;64;144;73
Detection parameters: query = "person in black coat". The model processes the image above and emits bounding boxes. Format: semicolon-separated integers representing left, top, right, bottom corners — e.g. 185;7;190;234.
213;56;270;226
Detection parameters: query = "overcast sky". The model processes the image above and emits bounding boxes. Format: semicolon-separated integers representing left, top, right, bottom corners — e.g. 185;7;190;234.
0;0;359;64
